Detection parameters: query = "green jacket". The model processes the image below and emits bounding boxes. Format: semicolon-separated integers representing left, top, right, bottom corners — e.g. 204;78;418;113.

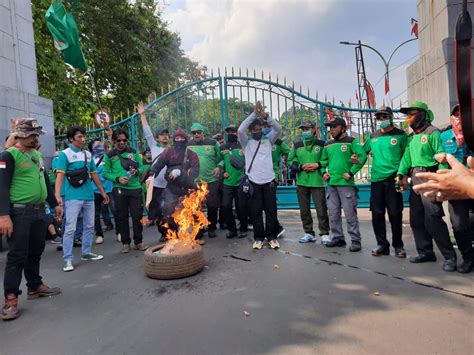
220;141;245;187
320;136;367;186
103;147;144;190
272;139;290;182
363;127;408;182
187;137;223;183
288;137;325;187
397;125;447;175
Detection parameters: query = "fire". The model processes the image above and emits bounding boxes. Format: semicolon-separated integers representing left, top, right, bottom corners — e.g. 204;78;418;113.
161;182;209;254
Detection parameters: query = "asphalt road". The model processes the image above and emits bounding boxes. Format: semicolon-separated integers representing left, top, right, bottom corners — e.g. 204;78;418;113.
0;209;473;355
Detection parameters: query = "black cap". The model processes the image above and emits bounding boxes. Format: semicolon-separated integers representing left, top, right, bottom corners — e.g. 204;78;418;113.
450;104;459;115
225;125;237;133
324;117;346;128
156;127;169;136
375;106;393;118
299;120;315;129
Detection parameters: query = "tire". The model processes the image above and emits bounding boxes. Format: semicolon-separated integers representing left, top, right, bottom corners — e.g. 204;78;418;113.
144;243;205;280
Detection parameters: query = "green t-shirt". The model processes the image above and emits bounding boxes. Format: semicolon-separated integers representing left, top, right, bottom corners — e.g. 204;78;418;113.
397;125;446;175
187;138;223;183
220;141;245;187
7;147;48;204
363;127;408;182
320;136;367;186
103;147;144;190
271;139;290;182
288;137;325;187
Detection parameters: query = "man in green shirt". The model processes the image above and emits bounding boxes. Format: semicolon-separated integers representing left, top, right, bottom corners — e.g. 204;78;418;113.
288;120;330;244
103;129;147;254
320;117;367;252
187;123;223;238
397;101;457;272
363;106;408;258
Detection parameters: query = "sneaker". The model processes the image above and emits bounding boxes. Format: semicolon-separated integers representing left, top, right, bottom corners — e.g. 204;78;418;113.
105;224;114;231
95;236;104;245
73;240;82;248
56;244;63;252
394;247;407;258
299;234;317;243
134;243;148;251
27;284;61;299
320;235;331;245
121;244;131;253
325;238;347;248
81;253;104;261
51;236;62;244
208;229;217;238
63;261;74;272
1;294;18;321
371;246;389;256
238;231;247;239
252;241;264;250
349;242;362;252
276;226;285;238
116;233;122;242
269;239;280;249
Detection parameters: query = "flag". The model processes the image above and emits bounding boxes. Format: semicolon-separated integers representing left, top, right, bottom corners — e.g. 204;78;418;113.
339;101;351;128
365;81;376;108
45;3;88;71
384;74;390;96
411;18;419;38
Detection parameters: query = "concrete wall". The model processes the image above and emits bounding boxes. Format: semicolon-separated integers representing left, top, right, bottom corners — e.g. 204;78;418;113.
0;0;55;165
406;0;474;127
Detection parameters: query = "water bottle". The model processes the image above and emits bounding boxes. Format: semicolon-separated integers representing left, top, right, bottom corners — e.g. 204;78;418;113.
125;171;132;179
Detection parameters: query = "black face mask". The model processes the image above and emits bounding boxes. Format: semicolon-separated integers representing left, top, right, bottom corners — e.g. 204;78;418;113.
227;134;237;143
251;132;263;141
409;111;427;130
174;141;187;149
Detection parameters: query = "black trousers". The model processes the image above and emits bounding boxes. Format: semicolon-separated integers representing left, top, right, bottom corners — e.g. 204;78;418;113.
370;176;404;248
249;180;278;241
449;199;474;261
94;192;114;237
221;185;249;233
409;188;456;260
112;187;143;245
149;187;167;236
4;206;47;297
206;181;220;231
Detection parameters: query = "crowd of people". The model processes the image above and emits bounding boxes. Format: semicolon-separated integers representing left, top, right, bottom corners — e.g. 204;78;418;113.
0;100;473;321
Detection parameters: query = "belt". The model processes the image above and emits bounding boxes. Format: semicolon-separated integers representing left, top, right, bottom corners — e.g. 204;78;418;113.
11;203;44;210
411;166;438;173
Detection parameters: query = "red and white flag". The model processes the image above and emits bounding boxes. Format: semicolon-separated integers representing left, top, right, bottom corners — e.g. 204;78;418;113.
411;18;418;38
384;74;390;96
0;162;6;169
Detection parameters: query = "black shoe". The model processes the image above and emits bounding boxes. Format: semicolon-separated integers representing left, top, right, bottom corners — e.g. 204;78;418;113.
238;231;247;239
442;258;457;272
220;223;228;230
325;239;347;248
408;254;437;263
457;259;473;274
349;242;361;252
105;224;114;231
56;245;63;251
371;246;389;256
73;240;82;248
394;247;407;258
226;231;237;239
208;230;217;238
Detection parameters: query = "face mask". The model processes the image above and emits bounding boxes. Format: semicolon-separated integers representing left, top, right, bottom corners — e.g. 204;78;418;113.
379;120;391;130
251;132;263;141
263;127;271;135
450;114;464;147
301;131;313;140
174;140;187;149
408;111;427;131
92;144;105;157
227;134;237;142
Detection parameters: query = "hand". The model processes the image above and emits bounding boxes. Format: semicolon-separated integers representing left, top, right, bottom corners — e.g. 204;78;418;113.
129;168;138;176
168;172;177;181
137;101;146;115
55;194;63;207
413;155;474;201
223;172;230;178
402;176;409;191
54;206;63;220
118;177;129;185
350;154;360;165
323;173;330;181
0;215;13;238
343;172;352;181
221;150;228;155
102;193;110;204
434;153;447;164
212;167;221;177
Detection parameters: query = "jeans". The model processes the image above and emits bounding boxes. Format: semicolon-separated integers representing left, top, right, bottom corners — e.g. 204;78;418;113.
4;206;47;297
63;200;95;262
61;199;83;242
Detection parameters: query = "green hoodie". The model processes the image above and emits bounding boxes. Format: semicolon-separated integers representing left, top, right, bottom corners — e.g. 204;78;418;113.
187;137;223;183
288;137;325;187
103;147;144;190
220;141;245;187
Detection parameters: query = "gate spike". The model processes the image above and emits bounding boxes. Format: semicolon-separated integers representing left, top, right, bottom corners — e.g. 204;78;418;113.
284;77;286;86
299;84;302;93
316;91;319;100
239;67;241;76
253;69;256;78
307;87;310;96
292;81;295;89
211;68;214;77
332;96;335;105
261;70;264;80
225;67;227;76
276;75;279;83
269;72;271;81
231;67;234;76
246;68;249;76
218;67;221;76
325;94;327;102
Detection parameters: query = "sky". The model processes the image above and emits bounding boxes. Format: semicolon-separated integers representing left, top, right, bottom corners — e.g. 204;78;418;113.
161;0;418;109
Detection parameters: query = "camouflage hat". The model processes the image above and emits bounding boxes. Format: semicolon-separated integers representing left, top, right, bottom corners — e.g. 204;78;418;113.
11;118;46;138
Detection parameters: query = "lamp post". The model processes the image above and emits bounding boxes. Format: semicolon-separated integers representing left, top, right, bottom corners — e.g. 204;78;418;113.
340;39;417;103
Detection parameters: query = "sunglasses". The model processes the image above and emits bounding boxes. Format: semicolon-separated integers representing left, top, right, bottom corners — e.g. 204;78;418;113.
116;139;127;142
377;114;389;119
191;130;203;135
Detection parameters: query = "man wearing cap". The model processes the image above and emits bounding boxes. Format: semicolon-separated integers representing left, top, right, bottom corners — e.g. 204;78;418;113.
187;123;223;238
220;125;248;239
138;102;170;240
238;102;282;250
363;106;408;258
397;101;457;271
0;119;62;320
320;117;367;252
288;120;330;244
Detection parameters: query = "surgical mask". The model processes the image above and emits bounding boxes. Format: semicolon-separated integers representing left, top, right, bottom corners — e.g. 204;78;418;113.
379;120;391;130
301;131;313;140
251;132;263;141
227;133;237;143
92;144;105;157
450;114;464;147
263;127;272;136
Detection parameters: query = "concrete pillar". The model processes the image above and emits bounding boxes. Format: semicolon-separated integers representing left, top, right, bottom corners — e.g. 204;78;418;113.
0;0;55;165
406;0;474;127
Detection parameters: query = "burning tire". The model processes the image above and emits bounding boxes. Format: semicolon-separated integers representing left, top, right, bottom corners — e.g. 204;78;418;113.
144;243;205;280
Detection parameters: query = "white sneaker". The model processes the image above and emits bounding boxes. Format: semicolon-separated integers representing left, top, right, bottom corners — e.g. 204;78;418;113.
63;261;74;272
252;241;264;250
269;239;280;249
321;235;331;245
95;236;104;245
116;233;121;242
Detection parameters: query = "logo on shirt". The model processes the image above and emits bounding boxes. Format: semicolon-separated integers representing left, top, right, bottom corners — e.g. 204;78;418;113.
391;138;398;145
421;136;428;144
272;146;276;151
206;146;211;153
314;146;321;152
239;150;244;156
341;145;347;152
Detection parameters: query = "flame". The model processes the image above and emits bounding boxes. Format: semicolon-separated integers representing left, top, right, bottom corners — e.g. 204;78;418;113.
163;182;209;251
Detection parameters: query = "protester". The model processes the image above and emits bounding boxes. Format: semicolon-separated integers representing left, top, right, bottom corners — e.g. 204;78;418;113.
1;119;62;320
363;106;408;257
187;123;223;238
238;102;282;250
397;101;457;271
55;126;108;272
288;120;330;244
219;125;249;239
320;117;367;252
103;129;147;253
